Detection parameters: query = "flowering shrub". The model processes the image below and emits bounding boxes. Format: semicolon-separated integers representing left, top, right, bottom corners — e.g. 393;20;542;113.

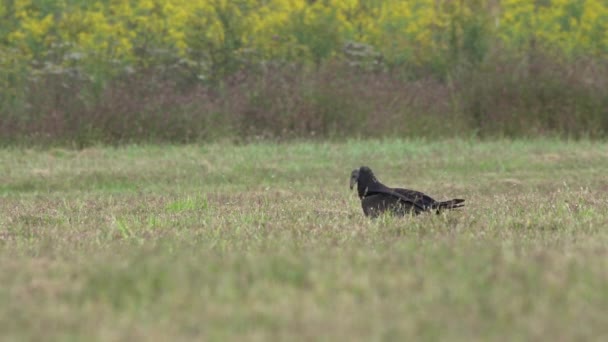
2;0;607;80
1;1;607;145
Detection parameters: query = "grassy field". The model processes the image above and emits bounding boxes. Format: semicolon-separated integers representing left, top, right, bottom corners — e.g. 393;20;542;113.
1;139;608;341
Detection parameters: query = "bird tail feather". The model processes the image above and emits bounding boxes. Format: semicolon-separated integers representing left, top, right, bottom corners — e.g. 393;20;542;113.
435;199;465;211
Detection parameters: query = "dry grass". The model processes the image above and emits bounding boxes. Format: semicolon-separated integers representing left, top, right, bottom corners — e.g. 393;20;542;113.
1;139;608;340
2;56;608;146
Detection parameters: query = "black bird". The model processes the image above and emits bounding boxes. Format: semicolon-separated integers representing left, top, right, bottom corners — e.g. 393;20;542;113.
350;166;465;218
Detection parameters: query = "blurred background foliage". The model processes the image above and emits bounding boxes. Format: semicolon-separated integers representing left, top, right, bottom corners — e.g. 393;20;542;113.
1;0;608;145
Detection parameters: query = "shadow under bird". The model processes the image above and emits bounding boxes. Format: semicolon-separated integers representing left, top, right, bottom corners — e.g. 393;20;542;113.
350;166;465;218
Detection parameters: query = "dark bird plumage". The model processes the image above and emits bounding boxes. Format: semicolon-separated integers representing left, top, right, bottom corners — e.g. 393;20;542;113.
350;166;465;218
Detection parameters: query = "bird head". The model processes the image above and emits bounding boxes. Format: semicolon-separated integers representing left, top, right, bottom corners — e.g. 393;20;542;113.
350;166;376;190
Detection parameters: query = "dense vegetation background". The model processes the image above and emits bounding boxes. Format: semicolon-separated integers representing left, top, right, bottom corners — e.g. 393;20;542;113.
1;0;607;145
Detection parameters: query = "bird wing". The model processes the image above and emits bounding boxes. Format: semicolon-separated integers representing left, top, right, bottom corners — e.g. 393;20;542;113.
392;188;437;208
362;193;422;217
364;186;427;212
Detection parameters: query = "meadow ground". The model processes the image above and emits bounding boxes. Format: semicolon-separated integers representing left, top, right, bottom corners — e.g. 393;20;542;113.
1;139;608;341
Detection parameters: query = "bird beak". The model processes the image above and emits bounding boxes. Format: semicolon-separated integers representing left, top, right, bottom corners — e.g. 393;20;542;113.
349;170;359;190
